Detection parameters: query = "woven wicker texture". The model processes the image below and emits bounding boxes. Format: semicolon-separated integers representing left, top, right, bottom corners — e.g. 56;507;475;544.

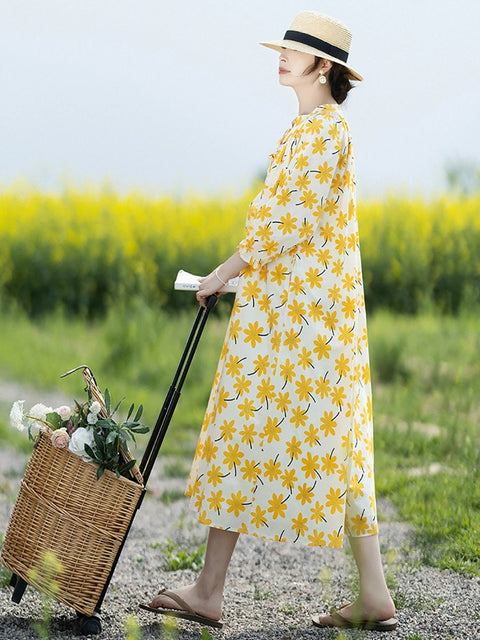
0;431;143;615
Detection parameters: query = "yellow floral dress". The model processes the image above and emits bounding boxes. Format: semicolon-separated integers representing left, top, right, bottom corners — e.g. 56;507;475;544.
186;104;378;548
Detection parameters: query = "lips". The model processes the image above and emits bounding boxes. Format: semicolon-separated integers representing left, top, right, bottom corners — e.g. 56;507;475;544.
279;68;289;74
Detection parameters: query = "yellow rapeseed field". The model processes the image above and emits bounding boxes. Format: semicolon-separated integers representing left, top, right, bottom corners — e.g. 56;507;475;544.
0;185;479;315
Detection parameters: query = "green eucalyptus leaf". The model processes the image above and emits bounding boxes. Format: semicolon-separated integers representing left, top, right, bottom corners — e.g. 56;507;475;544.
134;405;143;422
126;403;134;421
111;396;126;416
104;388;111;415
45;412;63;430
97;465;105;480
118;459;136;474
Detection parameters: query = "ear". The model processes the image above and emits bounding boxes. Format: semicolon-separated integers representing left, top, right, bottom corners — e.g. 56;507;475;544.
319;59;333;74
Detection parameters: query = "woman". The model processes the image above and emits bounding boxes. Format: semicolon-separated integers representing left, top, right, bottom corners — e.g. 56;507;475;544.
142;11;397;632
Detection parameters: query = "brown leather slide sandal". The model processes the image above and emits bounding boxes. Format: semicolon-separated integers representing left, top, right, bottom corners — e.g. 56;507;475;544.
139;588;225;629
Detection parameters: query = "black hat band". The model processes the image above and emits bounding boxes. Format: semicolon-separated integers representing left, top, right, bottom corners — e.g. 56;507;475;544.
283;30;349;63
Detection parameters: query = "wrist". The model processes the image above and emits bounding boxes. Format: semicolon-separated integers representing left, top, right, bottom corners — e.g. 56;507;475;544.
214;266;228;286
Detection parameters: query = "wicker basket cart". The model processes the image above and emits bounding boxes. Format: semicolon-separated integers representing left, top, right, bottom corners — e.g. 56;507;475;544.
0;296;217;635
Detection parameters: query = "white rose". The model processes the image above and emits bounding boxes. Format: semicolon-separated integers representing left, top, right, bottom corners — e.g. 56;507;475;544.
10;400;26;432
68;427;95;462
54;405;72;420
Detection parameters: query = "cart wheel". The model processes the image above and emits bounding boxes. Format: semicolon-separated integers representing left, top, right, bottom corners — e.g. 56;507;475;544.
77;612;102;635
11;576;28;603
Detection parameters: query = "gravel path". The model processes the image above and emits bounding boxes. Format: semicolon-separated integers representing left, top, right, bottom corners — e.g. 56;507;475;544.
0;446;479;640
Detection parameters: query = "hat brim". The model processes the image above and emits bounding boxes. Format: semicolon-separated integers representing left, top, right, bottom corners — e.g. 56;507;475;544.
260;40;363;82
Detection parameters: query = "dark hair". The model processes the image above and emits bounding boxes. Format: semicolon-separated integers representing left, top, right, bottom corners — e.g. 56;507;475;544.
306;57;355;104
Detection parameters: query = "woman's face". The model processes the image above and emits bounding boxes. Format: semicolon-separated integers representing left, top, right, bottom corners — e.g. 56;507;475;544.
278;48;317;86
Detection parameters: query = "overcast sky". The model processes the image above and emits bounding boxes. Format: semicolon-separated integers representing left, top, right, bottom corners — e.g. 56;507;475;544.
1;0;479;197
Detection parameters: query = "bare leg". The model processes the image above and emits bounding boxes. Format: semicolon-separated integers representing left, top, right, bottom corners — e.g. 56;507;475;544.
149;527;239;621
315;534;396;625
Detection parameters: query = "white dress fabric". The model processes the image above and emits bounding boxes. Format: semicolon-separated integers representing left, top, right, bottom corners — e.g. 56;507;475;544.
186;104;378;548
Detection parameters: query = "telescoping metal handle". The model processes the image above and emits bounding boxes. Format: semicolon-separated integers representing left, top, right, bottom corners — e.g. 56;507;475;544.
139;294;217;484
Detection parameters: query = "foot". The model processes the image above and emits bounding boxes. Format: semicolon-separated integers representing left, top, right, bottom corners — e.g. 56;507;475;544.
313;597;396;628
149;584;222;622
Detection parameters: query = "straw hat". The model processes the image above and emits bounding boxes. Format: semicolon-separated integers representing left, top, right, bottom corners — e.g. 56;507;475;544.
260;10;363;81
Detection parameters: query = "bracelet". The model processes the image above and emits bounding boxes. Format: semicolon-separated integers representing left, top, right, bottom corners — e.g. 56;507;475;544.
215;267;228;286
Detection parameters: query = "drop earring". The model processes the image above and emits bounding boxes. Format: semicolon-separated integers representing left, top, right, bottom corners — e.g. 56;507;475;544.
318;73;327;84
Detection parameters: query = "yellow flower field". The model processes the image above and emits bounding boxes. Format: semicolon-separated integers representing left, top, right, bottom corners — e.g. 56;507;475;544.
0;185;479;315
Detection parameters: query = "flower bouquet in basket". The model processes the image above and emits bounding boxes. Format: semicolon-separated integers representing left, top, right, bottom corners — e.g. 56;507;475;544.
9;366;149;480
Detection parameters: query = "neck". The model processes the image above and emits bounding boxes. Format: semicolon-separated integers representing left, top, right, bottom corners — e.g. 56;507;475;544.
295;84;336;115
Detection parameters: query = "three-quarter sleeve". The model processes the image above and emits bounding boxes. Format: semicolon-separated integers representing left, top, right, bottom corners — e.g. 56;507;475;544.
238;114;347;268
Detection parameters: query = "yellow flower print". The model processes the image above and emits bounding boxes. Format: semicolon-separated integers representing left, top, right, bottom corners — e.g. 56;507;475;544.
256;223;274;243
252;354;269;376
223;443;244;473
338;324;354;346
198;510;213;526
301;189;319;210
240;459;261;482
278;211;298;235
341;296;356;320
276;188;293;206
295;173;311;192
202;436;218;463
317;248;332;266
289;406;309;429
238;398;257;420
288;299;307;324
335;353;351;379
225;355;244;378
229;319;241;343
286;435;302;460
328;283;342;304
321;450;339;476
216;387;230;414
305;119;323;135
267;308;280;329
296;482;315;505
347;232;358;252
314;161;334;184
336;210;348;228
276;390;292;415
310;501;326;524
242;279;262;301
283;328;302;351
361;363;371;385
297;347;313;371
308;529;326;546
349;474;365;499
330;386;346;409
291;513;308;540
301;452;320;480
331;172;343;194
239;423;257;448
279;358;295;383
327;529;344;549
320;411;338;437
342;273;355;291
307;300;324;322
207;490;225;514
256;377;276;407
323;310;338;332
335;234;347;255
194;491;205;512
350;513;369;536
219;419;237;441
289;275;305;295
264;239;279;258
353;450;366;469
261;415;282;443
325;487;345;514
270;264;289;285
331;259;344;277
267;493;288;519
299;219;314;240
281;468;298;492
264;456;282;481
315;375;331;399
312;136;327;154
277;168;288;188
270;330;281;353
250;505;268;528
320;221;336;243
295;374;314;402
207;464;225;488
367;522;379;536
328;123;340;139
305;267;323;288
226;490;248;517
303;424;320;446
256;204;272;220
337;463;348;483
323;198;337;215
258;294;272;313
313;334;331;360
234;374;252;398
295;153;309;171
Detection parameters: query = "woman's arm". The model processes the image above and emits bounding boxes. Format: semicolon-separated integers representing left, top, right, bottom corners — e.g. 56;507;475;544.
196;252;248;306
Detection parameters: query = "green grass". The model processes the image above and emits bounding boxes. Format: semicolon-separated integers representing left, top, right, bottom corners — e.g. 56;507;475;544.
0;304;479;575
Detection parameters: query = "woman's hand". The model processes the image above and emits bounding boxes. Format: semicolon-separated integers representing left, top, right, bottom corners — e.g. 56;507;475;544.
195;253;249;308
196;270;224;307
